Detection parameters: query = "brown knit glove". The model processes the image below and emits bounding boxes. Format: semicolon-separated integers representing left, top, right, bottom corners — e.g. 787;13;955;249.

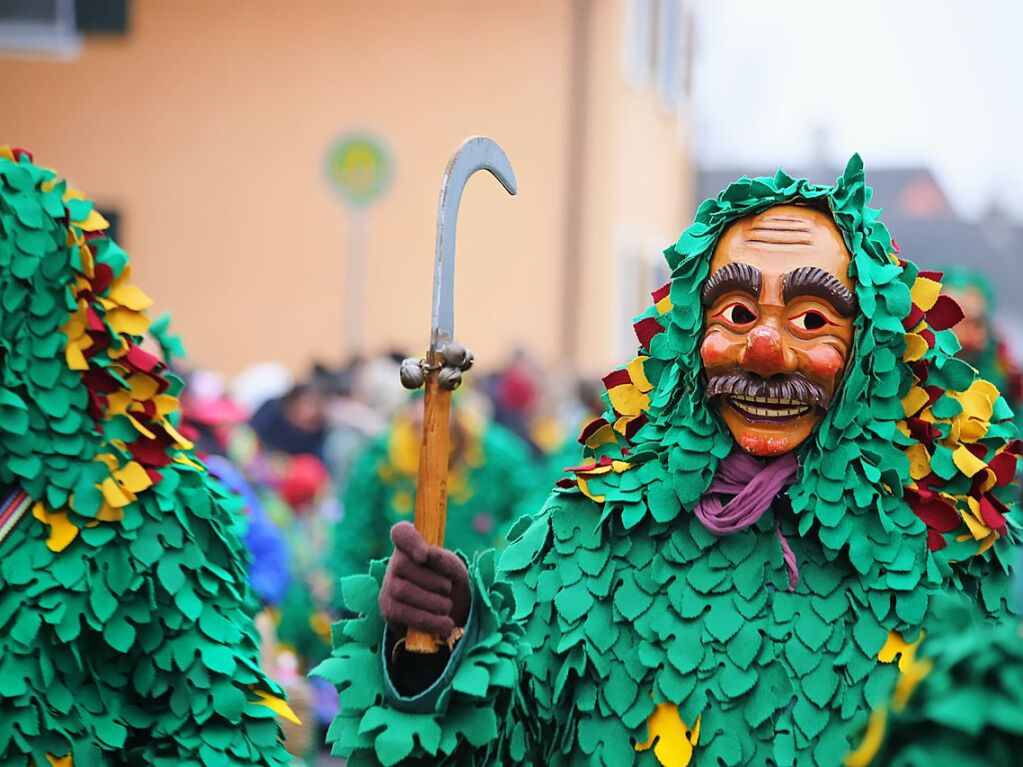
379;522;470;640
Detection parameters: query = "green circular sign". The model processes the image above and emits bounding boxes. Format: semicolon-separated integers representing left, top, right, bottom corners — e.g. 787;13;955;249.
326;135;392;207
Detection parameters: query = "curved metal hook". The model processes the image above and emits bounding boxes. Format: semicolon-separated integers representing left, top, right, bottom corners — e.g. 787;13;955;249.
431;136;517;349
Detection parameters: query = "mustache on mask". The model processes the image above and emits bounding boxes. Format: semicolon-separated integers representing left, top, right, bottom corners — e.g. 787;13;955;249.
704;371;831;410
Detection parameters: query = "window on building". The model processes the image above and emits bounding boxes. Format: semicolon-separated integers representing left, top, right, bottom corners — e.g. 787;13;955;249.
0;0;79;56
657;0;680;107
625;0;690;108
624;0;656;87
0;0;127;57
75;0;128;35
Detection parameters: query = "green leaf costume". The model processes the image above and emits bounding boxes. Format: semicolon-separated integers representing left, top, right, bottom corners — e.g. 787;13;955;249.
0;148;293;765
315;156;1020;766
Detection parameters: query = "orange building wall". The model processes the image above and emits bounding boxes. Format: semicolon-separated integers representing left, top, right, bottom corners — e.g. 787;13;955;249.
0;0;575;375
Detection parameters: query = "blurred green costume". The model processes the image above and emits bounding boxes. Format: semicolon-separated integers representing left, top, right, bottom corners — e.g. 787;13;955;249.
332;408;536;580
870;583;1023;766
315;158;1019;766
942;268;1023;427
0;148;293;765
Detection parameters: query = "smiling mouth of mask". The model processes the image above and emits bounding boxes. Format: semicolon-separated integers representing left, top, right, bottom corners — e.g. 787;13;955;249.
705;372;830;423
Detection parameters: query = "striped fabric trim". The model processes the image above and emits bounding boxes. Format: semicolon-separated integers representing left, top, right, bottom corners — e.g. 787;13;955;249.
0;489;32;545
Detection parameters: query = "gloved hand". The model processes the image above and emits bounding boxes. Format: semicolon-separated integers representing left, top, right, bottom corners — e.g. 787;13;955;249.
379;522;471;642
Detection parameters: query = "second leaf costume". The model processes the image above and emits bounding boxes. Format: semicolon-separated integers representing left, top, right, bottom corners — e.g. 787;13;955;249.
315;158;1019;766
0;148;294;765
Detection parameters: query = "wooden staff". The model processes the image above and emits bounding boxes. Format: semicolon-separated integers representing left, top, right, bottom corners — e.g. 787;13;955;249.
399;137;517;653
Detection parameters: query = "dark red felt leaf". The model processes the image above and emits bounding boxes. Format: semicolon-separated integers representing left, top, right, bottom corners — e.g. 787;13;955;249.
926;529;947;551
634;316;664;348
602;369;632;390
92;263;114;295
623;413;648;440
902;304;925;331
925;295;965;331
979;494;1007;531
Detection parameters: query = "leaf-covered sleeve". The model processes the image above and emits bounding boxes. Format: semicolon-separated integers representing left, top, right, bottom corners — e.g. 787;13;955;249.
310;490;592;766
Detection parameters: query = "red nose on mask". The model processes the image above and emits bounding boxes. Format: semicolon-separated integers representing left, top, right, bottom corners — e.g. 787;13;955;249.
741;326;791;377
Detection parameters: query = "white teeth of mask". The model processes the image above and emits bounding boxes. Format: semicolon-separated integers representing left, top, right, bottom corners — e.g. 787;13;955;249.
730;397;810;418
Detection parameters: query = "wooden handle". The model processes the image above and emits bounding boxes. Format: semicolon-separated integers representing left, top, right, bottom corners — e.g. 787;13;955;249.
406;349;452;654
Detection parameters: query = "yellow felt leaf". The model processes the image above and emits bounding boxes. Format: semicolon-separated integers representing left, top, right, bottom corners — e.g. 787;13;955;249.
65;342;89;372
635;703;700;766
128;373;160;402
62;187;87;202
173;453;205;471
904;443;931;481
94;453;119;471
877;631;922;668
952;445;987;478
577;478;606;504
951;379;998;442
910;277;941;312
903;332;929;362
100;477;132;508
975;531;998;556
977;467;997;493
32;503;80;552
626;356;654;392
46;755;74;767
95;502;125;523
75;208;109;233
960;507;991;541
63;311;87;341
153;394;180;415
655;295;673;314
109;282;153;311
78;242;95;277
584;423;617;449
106;307;150;336
844;707;888;767
901;386;929;417
0;146;13;162
614;414;638;435
114;461;153;493
877;631;932;711
251;690;301;725
103;390;132;418
607;384;650;417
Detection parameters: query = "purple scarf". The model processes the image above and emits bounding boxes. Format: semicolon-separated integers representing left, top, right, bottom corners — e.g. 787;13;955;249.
693;451;800;591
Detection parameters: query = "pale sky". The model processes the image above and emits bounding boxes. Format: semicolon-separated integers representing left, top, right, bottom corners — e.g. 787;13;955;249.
691;0;1023;219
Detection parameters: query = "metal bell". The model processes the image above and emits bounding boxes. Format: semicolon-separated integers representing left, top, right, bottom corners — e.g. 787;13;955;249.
399;358;425;390
440;342;471;370
438;366;463;391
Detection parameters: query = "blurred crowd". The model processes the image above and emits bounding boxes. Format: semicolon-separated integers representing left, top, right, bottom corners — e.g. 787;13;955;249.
170;348;603;764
